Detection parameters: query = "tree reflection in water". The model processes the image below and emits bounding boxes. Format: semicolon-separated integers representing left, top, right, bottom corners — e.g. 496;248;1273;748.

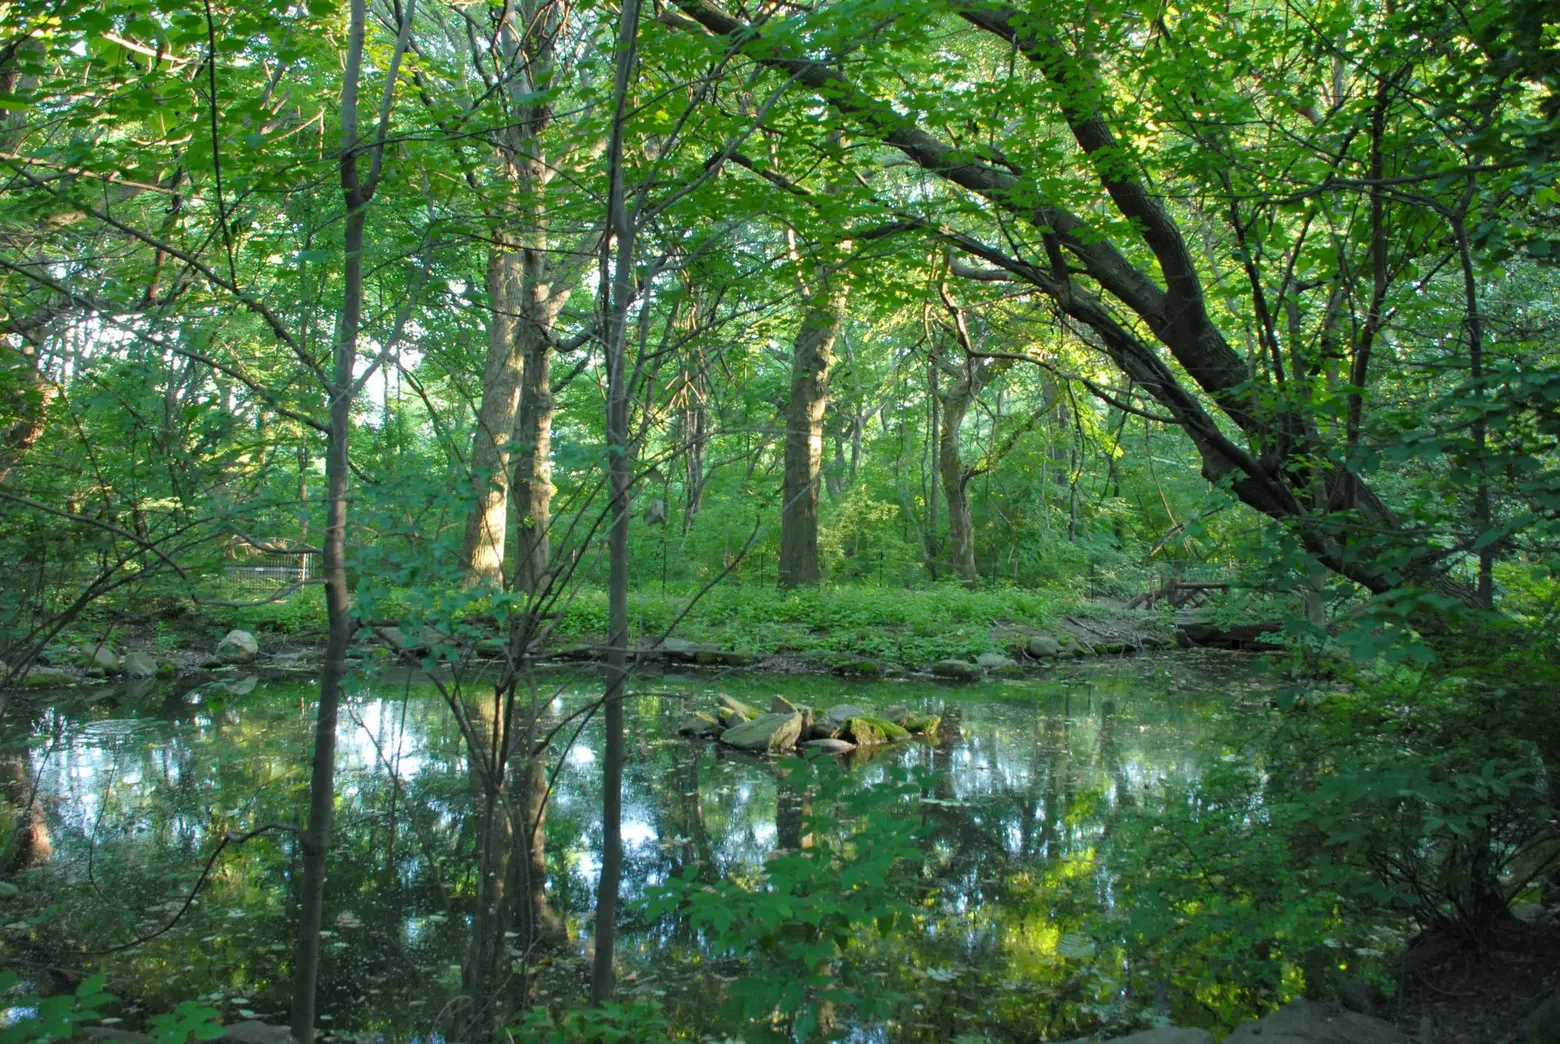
7;652;1259;1039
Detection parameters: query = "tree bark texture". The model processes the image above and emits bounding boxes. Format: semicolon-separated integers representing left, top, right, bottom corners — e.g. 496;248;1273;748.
458;0;569;588
778;278;848;588
459;242;522;586
513;223;571;594
937;389;976;584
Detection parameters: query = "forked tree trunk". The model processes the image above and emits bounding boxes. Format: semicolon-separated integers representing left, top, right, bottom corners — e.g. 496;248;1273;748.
778;278;848;588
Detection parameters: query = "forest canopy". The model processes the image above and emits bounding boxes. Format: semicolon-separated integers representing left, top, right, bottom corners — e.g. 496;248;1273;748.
2;0;1559;1037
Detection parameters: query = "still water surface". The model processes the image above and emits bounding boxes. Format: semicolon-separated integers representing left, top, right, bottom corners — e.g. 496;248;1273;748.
12;652;1274;1039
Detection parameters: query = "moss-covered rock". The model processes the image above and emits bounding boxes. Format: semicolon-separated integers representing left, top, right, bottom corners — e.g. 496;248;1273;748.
902;713;941;737
678;711;722;738
717;693;761;720
931;659;982;681
842;716;910;746
720;711;804;753
824;654;883;678
23;666;75;687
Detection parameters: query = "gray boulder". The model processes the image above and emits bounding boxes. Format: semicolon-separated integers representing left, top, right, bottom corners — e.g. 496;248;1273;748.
932;659;982;681
1027;634;1064;657
80;642;120;672
822;703;869;727
121;651;158;679
720;711;803;753
216;629;259;663
880;705;911;725
977;652;1016;670
801;738;856;755
1226;1000;1407;1044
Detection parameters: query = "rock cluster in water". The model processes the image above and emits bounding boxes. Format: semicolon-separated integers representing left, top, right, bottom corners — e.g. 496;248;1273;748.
677;693;939;755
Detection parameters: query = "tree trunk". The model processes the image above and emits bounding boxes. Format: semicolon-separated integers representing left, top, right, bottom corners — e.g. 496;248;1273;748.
779;279;848;588
0;341;55;487
591;0;641;1005
0;747;51;875
292;0;408;1033
513;222;570;594
459;241;522;586
938;391;976;584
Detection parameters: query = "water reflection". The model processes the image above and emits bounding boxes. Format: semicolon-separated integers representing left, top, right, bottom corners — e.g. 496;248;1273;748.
5;652;1262;1039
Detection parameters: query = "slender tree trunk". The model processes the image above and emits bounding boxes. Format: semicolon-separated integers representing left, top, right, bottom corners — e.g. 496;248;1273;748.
779;279;848;588
591;0;641;1004
291;134;361;1044
925;362;940;579
459;241;522;585
292;0;408;1033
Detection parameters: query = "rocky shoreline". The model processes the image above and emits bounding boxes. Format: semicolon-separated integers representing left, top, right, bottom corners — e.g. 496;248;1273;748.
3;607;1288;693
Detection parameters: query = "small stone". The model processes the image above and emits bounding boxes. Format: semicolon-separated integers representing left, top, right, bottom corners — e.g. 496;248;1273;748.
121;651;158;679
677;712;721;738
822;703;869;727
770;694;799;714
931;659;982;681
216;629;260;664
1026;635;1064;657
801;738;856;755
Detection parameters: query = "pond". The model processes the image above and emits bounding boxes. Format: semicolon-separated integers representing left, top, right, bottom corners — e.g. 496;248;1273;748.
3;651;1281;1040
